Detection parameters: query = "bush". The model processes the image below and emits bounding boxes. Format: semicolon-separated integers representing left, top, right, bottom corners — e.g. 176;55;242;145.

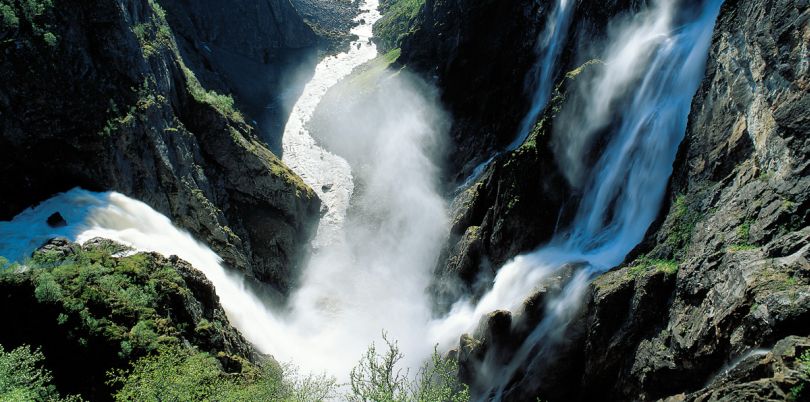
109;345;337;401
0;344;81;401
347;333;469;402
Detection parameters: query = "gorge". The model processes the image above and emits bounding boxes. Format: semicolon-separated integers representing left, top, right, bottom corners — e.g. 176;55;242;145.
0;0;807;401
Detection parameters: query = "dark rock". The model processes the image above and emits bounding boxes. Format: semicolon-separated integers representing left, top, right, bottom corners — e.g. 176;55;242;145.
0;0;321;292
46;212;67;228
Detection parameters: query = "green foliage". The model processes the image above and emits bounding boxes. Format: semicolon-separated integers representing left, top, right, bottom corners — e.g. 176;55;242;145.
0;4;18;29
109;345;337;402
729;219;758;251
21;244;189;358
627;256;679;279
374;0;424;52
42;30;55;46
0;344;80;401
181;64;244;122
0;344;57;401
17;0;57;45
790;350;810;401
664;194;702;258
347;333;469;402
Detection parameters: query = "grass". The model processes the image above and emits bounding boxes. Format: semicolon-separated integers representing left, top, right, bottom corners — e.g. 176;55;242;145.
729;219;758;252
373;0;424;52
627;256;679;279
664;194;702;258
182;64;244;123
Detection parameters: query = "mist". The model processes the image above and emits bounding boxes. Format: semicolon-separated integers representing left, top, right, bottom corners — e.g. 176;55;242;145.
266;70;451;378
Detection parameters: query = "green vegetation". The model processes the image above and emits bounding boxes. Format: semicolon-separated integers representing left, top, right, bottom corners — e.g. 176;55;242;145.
627;256;679;279
109;345;336;402
347;333;469;402
0;3;18;29
0;344;78;401
130;5;172;59
789;350;810;400
729;219;758;252
182;64;244;122
374;0;424;52
664;194;702;258
22;243;194;358
0;0;58;45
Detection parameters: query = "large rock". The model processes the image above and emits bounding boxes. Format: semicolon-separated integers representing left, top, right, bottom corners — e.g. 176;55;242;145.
0;0;320;291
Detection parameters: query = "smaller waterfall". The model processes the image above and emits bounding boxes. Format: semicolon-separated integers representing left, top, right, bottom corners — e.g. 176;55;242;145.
456;0;574;189
507;0;575;151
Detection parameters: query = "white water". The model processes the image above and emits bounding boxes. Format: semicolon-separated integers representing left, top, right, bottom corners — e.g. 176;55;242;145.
0;188;288;359
281;0;381;249
429;0;724;397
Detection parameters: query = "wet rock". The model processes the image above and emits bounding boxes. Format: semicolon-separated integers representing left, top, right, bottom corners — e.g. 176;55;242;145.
46;212;67;228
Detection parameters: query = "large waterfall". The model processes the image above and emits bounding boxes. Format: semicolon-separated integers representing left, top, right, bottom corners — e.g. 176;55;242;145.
430;0;724;398
0;0;725;397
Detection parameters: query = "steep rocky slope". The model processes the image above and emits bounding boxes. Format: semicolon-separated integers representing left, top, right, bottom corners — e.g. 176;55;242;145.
0;0;320;291
0;238;256;400
452;0;810;400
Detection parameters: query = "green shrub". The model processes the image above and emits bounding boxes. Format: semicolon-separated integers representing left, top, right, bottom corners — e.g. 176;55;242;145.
0;344;56;401
347;333;469;402
664;194;702;257
0;4;18;29
181;64;244;122
109;345;338;402
0;344;79;401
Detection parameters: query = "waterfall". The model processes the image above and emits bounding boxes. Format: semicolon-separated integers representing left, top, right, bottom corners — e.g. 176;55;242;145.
458;0;574;190
507;0;575;151
0;188;291;359
0;0;724;396
430;0;724;398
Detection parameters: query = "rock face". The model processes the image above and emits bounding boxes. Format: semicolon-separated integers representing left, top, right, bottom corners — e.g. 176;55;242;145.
451;0;810;400
0;0;320;291
0;238;256;400
398;0;642;181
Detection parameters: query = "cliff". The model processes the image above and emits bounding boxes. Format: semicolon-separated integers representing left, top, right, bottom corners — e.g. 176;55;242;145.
0;0;321;291
450;0;810;400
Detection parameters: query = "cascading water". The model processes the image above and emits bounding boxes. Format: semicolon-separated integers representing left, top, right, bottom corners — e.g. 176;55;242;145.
507;0;575;151
0;188;290;355
458;0;574;190
430;0;724;398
